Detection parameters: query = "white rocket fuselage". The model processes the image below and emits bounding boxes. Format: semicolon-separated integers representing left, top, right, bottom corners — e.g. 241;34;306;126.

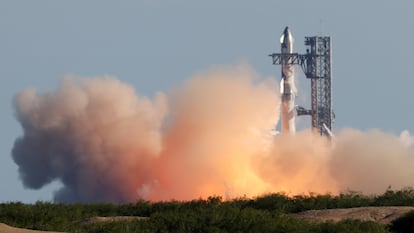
280;27;296;134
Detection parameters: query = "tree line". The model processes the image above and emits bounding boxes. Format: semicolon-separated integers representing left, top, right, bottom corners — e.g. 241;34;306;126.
2;188;414;233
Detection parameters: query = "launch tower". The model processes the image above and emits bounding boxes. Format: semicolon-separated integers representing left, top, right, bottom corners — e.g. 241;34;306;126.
270;28;333;137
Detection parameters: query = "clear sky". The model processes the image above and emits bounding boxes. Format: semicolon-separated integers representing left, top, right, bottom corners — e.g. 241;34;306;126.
1;0;414;202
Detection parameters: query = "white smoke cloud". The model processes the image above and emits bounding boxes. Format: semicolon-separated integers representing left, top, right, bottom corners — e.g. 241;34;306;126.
330;129;414;194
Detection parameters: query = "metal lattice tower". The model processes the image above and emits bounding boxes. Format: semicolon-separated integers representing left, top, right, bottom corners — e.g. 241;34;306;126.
304;36;333;136
270;35;333;137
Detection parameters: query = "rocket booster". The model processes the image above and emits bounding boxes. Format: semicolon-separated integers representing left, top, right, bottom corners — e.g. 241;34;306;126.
280;26;296;134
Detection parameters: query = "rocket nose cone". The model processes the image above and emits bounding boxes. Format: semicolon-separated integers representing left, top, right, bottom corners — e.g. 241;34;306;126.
283;26;292;38
280;26;293;44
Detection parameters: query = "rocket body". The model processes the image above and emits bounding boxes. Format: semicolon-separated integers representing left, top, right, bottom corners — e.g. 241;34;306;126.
280;27;296;134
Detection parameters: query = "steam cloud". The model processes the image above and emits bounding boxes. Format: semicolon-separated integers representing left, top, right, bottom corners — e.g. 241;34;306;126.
12;64;414;203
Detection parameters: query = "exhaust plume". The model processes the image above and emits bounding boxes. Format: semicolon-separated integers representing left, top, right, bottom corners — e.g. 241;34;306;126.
11;64;414;203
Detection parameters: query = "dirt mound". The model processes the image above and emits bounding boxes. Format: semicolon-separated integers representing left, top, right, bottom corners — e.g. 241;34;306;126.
293;206;414;224
0;223;64;233
77;216;149;224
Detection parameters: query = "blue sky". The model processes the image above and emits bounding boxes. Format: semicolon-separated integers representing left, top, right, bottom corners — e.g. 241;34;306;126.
1;0;414;202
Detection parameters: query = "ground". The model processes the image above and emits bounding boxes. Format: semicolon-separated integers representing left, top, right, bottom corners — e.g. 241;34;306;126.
1;206;413;232
292;206;414;224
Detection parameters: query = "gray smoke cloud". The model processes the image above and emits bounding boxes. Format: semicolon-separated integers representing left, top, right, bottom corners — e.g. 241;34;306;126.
11;64;414;203
12;76;168;203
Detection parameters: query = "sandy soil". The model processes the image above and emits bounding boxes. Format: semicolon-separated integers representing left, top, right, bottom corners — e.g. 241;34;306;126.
293;206;414;224
0;223;64;233
0;216;147;233
76;216;149;224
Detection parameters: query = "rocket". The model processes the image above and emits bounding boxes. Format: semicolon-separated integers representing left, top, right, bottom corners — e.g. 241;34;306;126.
280;26;296;134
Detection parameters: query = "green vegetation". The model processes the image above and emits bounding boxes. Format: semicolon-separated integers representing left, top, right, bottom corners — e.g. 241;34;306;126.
389;210;414;233
2;188;414;232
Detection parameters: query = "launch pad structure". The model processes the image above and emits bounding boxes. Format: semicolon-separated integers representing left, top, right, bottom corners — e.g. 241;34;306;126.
270;29;333;137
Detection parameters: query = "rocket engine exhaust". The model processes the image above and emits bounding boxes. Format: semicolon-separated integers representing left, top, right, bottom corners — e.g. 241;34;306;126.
280;26;296;134
10;64;414;203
